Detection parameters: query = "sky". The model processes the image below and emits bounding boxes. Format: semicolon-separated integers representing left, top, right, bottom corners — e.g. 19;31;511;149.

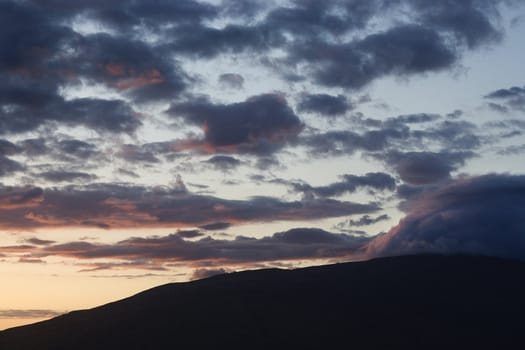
1;0;525;330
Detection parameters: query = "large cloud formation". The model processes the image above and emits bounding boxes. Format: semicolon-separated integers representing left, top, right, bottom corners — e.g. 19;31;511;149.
169;94;304;154
0;183;379;230
3;175;525;269
0;0;523;274
0;0;513;136
368;174;525;260
0;228;370;268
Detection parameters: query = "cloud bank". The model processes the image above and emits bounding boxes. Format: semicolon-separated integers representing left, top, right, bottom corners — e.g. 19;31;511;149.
368;174;525;260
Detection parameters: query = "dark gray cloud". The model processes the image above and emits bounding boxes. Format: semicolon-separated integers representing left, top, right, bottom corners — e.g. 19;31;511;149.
25;0;218;30
203;155;242;172
18;138;103;165
265;0;381;37
0;1;75;72
0;186;44;207
301;128;409;156
0;156;24;177
446;109;463;119
0;97;142;135
281;172;396;198
497;144;525;156
387;113;441;125
485;86;525;112
0;182;379;229
349;214;391;227
25;238;56;246
381;151;475;185
199;222;232;231
0;0;516;142
169;94;303;154
40;171;97;183
299;113;480;159
410;0;502;48
368;174;525;261
297;94;352;117
487;102;510;114
117;144;160;164
6;227;370;265
68;33;187;103
174;230;205;239
56;139;100;160
220;0;269;19
413;120;481;150
218;73;244;89
288;24;455;89
165;24;283;59
277;0;506;88
0;3;152;135
18;138;50;157
0;140;21;156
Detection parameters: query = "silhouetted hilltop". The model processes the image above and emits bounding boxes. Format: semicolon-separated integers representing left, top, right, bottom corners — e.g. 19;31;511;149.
1;255;525;349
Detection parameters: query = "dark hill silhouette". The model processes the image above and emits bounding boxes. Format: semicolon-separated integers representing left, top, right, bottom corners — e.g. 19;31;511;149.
1;255;525;349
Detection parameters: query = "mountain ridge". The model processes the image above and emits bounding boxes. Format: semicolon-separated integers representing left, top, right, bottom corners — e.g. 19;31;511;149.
2;254;525;349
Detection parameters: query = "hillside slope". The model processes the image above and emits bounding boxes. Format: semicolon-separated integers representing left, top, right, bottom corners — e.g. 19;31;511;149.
1;255;525;349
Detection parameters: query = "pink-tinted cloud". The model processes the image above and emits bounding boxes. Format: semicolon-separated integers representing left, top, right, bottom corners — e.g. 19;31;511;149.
0;228;370;269
0;183;379;230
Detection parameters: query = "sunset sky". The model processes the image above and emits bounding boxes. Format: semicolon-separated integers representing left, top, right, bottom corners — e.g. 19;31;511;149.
1;0;525;330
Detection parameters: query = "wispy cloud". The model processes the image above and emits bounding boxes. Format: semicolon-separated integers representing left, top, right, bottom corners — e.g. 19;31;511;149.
0;309;63;319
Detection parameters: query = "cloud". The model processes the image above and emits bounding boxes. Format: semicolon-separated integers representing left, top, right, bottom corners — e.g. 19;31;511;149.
68;33;187;103
0;156;24;177
446;109;463;119
40;171;97;183
0;1;74;73
367;174;525;261
0;140;20;156
0;97;143;135
165;23;282;59
387;113;441;125
174;230;205;239
191;268;228;280
414;120;480;150
18;257;46;264
169;94;304;155
485;86;525;112
487;102;510;114
0;309;63;319
25;0;218;31
265;0;375;36
280;172;396;198
0;0;516;143
297;94;352;117
117;144;160;164
288;24;455;89
0;186;43;209
0;182;379;230
349;214;391;227
282;0;505;88
218;73;244;89
301;128;409;156
410;0;502;48
4;228;371;266
199;222;232;231
203;155;242;172
381;151;475;185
